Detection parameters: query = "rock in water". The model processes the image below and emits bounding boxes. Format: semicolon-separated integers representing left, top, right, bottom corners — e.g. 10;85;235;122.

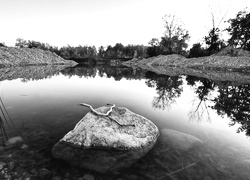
6;136;24;147
161;129;203;151
52;106;159;173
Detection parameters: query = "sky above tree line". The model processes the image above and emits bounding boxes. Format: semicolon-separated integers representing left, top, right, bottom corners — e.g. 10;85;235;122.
0;0;248;49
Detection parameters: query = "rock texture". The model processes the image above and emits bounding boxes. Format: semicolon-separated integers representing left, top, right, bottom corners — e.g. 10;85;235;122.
124;48;250;70
52;106;159;173
161;129;203;151
123;48;250;84
0;47;77;67
213;46;250;57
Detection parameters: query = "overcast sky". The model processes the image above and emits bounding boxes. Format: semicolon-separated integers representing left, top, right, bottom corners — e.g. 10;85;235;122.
0;0;249;48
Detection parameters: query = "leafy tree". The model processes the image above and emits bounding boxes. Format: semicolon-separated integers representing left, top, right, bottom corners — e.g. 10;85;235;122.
58;45;97;61
160;14;190;55
15;38;27;48
147;38;162;57
204;9;228;55
88;46;97;57
204;28;226;54
99;44;147;59
98;46;105;58
0;42;6;47
189;43;207;58
113;43;124;58
104;45;116;58
226;10;250;50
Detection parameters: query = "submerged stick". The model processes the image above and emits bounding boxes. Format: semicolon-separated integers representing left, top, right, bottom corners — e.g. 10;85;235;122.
80;103;135;127
0;117;8;146
156;162;196;180
168;163;196;175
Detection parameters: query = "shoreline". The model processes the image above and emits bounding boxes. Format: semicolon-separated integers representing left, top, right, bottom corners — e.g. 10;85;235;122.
123;53;250;84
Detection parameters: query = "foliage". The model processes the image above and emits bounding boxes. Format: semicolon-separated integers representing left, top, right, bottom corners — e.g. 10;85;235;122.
14;38;98;63
204;28;226;55
15;38;27;48
15;38;59;54
147;14;190;57
100;43;147;59
161;14;190;55
0;42;6;47
59;45;97;60
188;43;207;58
147;38;162;57
226;10;250;50
6;9;250;60
14;38;148;62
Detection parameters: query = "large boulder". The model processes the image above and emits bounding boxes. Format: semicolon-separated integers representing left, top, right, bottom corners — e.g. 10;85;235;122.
52;106;159;173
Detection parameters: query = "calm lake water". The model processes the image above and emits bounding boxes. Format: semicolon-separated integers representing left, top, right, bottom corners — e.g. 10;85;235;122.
1;65;250;180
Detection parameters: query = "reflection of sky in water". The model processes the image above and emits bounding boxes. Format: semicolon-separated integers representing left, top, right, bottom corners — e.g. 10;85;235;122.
1;72;250;157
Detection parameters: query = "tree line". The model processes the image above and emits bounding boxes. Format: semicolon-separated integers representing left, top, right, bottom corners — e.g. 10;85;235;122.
13;38;148;63
148;9;250;58
1;9;249;61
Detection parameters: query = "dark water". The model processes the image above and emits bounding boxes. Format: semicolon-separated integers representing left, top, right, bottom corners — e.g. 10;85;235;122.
1;65;250;180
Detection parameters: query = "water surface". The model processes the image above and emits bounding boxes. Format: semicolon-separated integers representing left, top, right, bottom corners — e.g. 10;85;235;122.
1;65;250;180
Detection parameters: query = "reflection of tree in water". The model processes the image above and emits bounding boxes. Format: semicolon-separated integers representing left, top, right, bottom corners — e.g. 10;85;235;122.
186;76;216;122
60;65;97;78
62;66;184;111
187;75;250;137
62;65;250;136
98;66;145;81
145;71;183;110
212;84;250;136
61;65;146;81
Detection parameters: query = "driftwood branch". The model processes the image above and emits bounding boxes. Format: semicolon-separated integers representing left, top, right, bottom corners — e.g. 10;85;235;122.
80;103;135;127
80;103;115;116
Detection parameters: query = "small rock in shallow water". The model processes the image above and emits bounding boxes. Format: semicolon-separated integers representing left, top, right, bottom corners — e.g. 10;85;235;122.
20;144;28;149
0;162;6;170
30;168;38;174
83;174;94;180
39;168;50;176
8;161;15;170
6;136;24;147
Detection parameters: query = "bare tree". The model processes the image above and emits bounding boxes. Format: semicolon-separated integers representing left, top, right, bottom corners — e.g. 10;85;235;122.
205;4;231;54
162;14;186;39
161;13;190;55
